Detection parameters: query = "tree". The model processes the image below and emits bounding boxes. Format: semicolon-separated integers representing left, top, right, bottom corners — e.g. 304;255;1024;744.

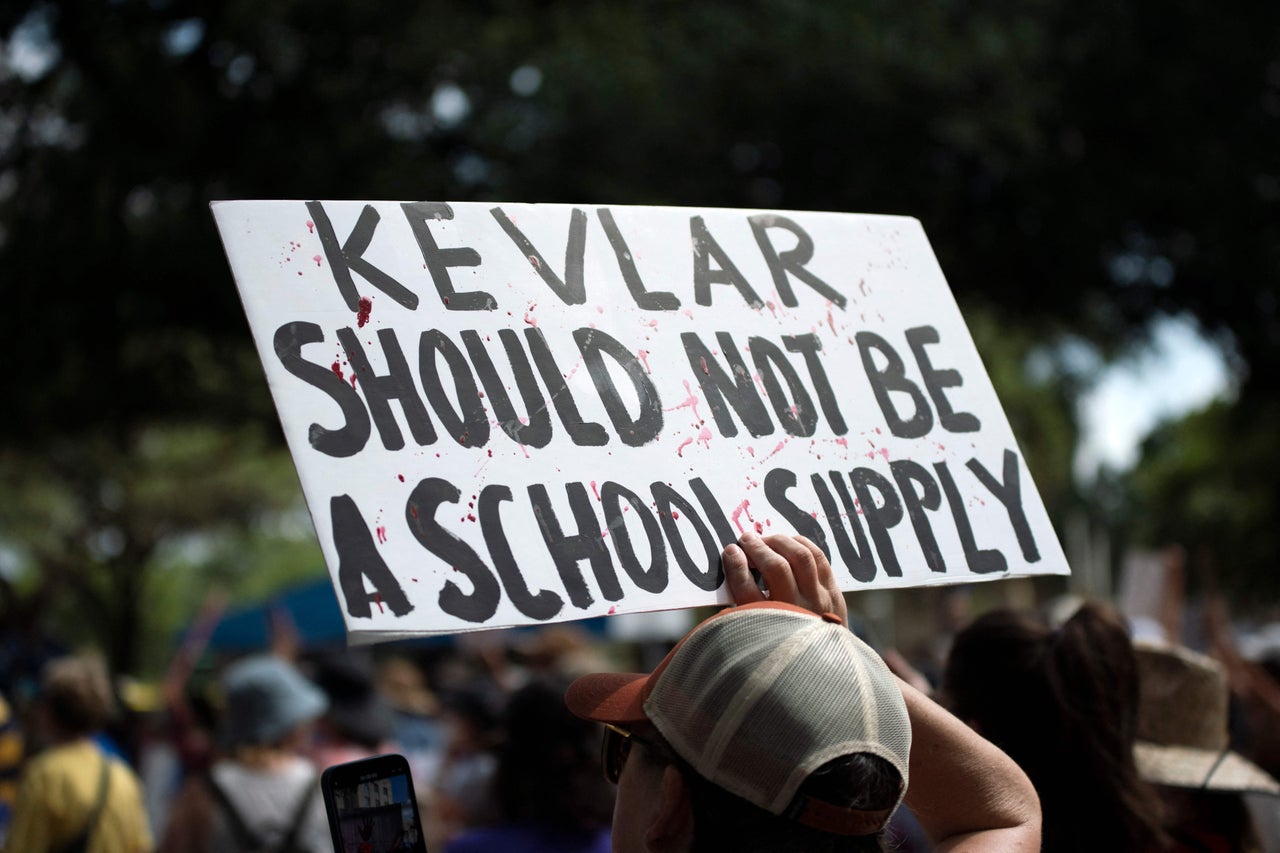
2;0;1276;667
1120;397;1280;601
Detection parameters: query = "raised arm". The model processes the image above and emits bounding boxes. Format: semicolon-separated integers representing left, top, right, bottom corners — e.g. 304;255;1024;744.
896;676;1041;851
723;532;1041;852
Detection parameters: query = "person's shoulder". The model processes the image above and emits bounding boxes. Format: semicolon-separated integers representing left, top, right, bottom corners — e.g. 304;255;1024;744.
22;740;88;778
105;753;146;794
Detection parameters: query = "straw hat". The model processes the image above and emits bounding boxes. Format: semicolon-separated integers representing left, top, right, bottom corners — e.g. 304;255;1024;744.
1134;642;1280;795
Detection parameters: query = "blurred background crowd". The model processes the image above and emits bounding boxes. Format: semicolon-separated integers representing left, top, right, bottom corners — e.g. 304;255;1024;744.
3;565;1280;851
2;0;1279;851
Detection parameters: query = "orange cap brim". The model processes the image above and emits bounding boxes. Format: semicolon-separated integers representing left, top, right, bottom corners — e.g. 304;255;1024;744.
565;671;651;725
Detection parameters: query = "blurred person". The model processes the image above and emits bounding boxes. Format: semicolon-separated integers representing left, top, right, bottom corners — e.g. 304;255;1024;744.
942;601;1168;853
375;656;444;781
567;532;1041;853
1203;594;1280;852
157;654;329;853
430;688;499;846
5;654;153;853
1134;642;1279;853
444;678;612;853
0;692;22;846
515;625;610;680
309;654;397;770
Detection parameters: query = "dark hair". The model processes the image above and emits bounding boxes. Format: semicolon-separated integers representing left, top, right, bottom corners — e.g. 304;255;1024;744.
687;752;898;853
41;655;115;736
491;679;613;835
942;602;1167;853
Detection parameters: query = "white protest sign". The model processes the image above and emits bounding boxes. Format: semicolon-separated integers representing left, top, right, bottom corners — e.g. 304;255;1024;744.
212;201;1069;642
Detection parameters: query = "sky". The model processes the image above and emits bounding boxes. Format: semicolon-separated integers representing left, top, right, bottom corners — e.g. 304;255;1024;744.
1073;314;1234;481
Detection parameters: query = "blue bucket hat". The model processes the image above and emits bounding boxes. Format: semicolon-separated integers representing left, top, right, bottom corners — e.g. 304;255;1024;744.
220;655;328;747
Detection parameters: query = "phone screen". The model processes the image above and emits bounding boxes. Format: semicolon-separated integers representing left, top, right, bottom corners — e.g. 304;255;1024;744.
322;754;428;853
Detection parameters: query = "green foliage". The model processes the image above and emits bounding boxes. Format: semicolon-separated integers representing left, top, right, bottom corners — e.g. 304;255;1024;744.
1124;398;1280;600
961;300;1080;519
0;422;313;674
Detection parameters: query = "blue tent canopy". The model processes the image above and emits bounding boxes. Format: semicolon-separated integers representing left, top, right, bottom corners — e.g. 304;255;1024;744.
205;578;350;652
198;578;612;652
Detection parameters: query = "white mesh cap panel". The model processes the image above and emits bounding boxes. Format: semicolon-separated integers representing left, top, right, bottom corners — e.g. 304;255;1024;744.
644;607;910;816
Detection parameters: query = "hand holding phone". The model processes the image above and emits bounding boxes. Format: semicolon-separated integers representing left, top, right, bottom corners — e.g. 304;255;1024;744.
320;753;428;853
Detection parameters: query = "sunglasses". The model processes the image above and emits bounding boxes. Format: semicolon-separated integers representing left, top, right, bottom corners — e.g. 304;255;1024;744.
601;723;671;784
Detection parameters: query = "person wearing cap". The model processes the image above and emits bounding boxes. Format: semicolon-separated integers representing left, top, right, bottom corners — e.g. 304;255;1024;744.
157;654;331;853
567;532;1041;853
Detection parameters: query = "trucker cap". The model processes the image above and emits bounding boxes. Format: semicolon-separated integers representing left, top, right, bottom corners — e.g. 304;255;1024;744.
566;600;911;836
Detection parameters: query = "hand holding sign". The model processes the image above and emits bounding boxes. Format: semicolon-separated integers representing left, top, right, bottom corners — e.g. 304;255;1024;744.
723;533;848;626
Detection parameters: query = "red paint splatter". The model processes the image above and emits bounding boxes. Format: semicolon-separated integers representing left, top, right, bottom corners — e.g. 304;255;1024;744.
676;437;694;457
313;254;322;267
410;505;418;518
682;309;694;320
696;426;713;449
467;513;476;522
524;304;538;327
350;373;357;389
528;254;541;271
331;361;344;381
356;296;373;328
306;219;315;234
672;510;680;520
765;440;787;460
664;380;703;422
397;474;405;482
375;593;385;613
877;447;890;462
827;308;837;336
835;437;849;449
590;480;601;501
638;349;652;374
699;356;710;375
608;606;617;615
376;526;387;543
731;500;754;534
754;521;764;534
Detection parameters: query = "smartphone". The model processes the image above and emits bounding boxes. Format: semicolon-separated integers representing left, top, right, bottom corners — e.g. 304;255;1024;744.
320;753;428;853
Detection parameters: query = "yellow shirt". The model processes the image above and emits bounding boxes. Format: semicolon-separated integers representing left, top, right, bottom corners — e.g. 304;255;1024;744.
6;739;153;853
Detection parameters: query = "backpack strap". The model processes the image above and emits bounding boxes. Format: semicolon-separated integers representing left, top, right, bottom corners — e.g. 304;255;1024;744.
205;771;266;850
205;769;318;853
275;775;319;853
58;753;111;853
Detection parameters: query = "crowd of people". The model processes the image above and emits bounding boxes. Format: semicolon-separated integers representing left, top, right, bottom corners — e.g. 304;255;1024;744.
1;532;1279;852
